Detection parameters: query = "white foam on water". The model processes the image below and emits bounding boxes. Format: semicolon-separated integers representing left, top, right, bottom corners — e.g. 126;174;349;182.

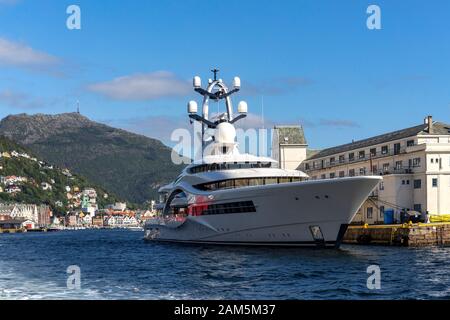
0;260;104;300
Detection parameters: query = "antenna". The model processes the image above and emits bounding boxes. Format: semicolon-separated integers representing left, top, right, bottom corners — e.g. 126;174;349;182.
261;95;265;129
211;68;220;81
76;100;80;114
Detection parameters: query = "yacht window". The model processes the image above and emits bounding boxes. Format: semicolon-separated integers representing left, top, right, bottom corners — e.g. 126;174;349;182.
195;176;306;191
249;178;263;186
265;177;278;185
189;161;273;174
235;179;249;188
200;201;256;215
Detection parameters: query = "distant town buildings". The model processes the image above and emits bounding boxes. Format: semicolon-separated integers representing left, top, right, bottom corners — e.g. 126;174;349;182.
0;204;51;229
81;188;98;216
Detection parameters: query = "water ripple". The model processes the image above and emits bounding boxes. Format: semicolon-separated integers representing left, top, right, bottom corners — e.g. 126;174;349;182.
1;230;449;300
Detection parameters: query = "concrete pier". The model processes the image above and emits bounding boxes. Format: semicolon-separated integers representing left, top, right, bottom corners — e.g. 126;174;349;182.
0;228;26;234
343;223;450;246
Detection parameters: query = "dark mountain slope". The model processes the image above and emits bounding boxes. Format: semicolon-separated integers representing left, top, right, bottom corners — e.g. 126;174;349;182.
0;113;184;202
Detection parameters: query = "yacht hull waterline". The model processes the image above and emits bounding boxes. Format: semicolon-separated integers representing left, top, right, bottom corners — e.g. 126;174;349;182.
144;176;381;247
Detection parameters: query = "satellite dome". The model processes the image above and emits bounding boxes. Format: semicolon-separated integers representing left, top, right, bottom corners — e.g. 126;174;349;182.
215;122;236;144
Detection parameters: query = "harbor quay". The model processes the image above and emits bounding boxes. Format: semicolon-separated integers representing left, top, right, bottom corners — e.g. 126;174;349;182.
343;222;450;246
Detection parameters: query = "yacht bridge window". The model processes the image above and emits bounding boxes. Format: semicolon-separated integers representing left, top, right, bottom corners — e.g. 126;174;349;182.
189;162;272;174
195;176;306;191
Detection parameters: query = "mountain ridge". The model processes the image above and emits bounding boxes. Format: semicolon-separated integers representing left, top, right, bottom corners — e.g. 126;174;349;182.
0;112;184;203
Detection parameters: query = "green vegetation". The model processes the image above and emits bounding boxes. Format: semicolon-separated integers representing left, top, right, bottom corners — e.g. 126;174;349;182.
0;113;184;203
0;135;122;215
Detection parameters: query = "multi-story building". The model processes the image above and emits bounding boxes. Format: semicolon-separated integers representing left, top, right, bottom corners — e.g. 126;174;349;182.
272;125;308;170
0;204;51;226
299;116;450;224
81;188;98;216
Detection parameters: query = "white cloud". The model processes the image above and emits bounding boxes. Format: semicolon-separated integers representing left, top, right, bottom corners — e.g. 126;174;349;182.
87;71;191;101
0;90;45;109
0;37;60;73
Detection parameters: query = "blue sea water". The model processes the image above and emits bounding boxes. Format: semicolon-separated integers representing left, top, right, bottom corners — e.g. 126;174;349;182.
0;229;449;300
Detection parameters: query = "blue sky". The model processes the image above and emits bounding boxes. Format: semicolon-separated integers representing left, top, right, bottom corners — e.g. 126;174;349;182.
0;0;449;150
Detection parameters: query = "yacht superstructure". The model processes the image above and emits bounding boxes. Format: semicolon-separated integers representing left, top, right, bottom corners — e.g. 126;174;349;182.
144;70;381;247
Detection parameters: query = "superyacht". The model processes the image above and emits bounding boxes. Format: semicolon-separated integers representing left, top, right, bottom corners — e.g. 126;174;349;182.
144;70;381;247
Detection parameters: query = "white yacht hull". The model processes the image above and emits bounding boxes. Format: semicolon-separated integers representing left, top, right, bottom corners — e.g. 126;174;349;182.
144;176;381;248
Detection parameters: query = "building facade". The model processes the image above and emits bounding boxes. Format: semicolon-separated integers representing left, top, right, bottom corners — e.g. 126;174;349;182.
272;125;308;170
0;204;51;226
300;116;450;224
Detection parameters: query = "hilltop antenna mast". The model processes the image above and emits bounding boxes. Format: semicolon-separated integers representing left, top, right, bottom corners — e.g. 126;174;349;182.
76;100;80;114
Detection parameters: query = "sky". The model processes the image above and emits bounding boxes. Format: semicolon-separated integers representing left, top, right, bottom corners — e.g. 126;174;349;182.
0;0;449;151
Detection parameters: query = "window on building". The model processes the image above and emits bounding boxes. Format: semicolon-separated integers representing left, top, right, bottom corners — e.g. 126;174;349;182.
305;163;310;170
394;143;401;155
383;163;390;172
432;178;438;187
379;206;385;218
359;151;365;159
339;155;345;163
407;140;415;147
321;174;326;179
381;145;389;155
431;158;434;163
329;172;335;179
372;165;377;174
321;160;325;169
367;207;373;219
330;157;335;165
339;171;345;178
402;180;405;185
370;148;377;157
349;169;355;177
349;152;355;162
414;179;421;189
395;161;403;170
360;167;366;175
413;158;421;167
413;204;422;213
379;181;384;190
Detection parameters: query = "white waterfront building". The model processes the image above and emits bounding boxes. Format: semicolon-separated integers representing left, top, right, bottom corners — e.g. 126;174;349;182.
271;125;308;170
299;116;450;224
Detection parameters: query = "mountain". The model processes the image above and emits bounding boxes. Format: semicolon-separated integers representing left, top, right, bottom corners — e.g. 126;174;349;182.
0;113;183;203
0;135;120;214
